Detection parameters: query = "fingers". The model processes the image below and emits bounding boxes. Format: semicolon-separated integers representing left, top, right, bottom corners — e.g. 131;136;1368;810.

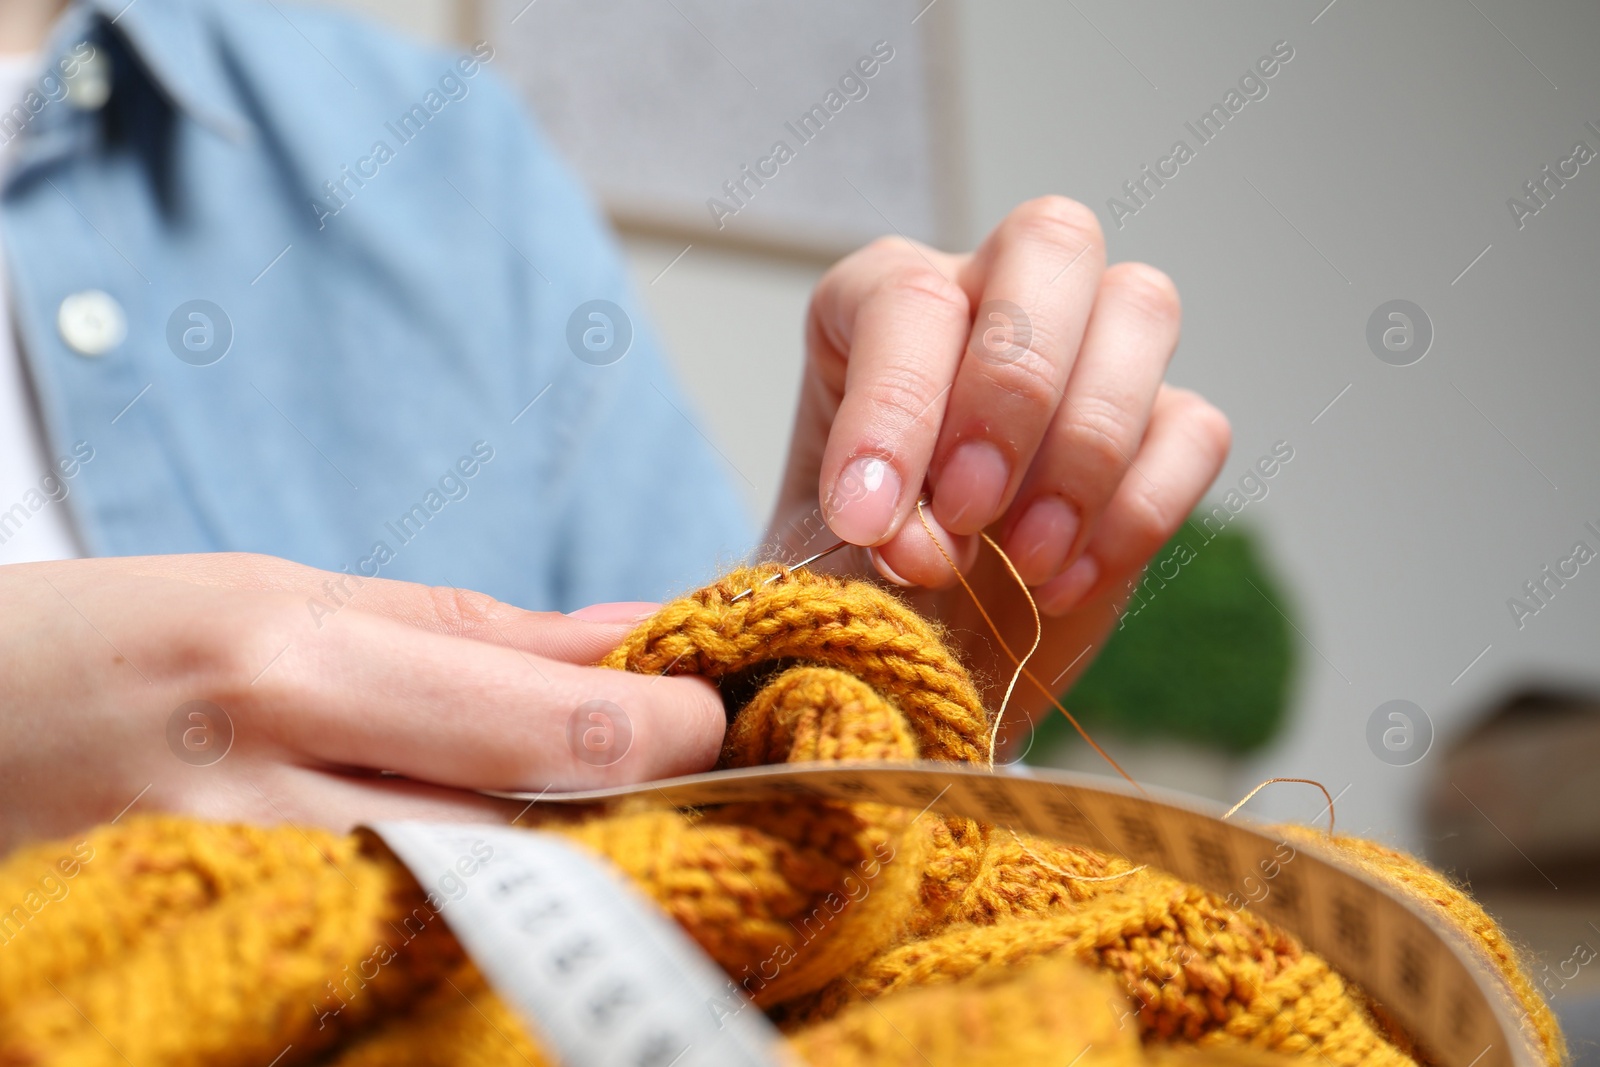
334;582;636;665
234;608;728;793
24;564;718;840
801;202;1209;618
1000;261;1183;586
809;238;969;547
1033;386;1231;616
931;197;1107;537
867;505;980;591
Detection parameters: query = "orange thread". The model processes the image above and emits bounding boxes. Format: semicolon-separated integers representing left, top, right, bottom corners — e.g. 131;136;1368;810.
910;501;1039;765
912;501;1141;793
1223;777;1337;836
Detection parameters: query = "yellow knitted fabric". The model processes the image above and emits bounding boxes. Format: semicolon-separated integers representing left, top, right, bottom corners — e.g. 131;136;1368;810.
0;565;1565;1067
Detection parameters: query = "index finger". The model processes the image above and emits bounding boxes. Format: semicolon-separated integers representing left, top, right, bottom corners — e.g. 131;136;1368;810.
239;604;727;793
809;238;970;548
106;553;641;664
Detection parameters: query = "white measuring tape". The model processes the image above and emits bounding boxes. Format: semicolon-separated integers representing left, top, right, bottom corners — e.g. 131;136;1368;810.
384;761;1544;1067
367;822;787;1067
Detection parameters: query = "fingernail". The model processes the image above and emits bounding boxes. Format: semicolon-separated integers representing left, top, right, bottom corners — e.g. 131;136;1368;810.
826;455;902;545
1037;556;1099;615
566;601;661;623
868;548;916;587
1008;496;1079;586
934;441;1010;535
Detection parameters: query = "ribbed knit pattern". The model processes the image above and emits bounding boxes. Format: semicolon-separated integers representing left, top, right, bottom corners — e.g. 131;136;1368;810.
0;565;1563;1066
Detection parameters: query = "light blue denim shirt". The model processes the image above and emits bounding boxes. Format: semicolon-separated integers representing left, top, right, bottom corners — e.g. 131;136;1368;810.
2;0;755;608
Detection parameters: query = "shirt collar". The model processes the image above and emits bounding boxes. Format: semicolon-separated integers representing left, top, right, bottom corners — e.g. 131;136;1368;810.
57;0;252;142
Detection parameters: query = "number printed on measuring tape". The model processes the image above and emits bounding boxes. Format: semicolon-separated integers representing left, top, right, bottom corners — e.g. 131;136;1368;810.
367;823;786;1067
485;762;1544;1067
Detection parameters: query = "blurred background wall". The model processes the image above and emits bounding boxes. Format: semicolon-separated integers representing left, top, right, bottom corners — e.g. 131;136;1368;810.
317;0;1600;1050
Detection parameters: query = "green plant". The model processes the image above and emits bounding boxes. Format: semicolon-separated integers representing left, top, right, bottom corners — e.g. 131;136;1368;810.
1026;522;1295;759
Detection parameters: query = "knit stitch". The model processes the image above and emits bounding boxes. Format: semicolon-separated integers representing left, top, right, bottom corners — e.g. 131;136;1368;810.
0;565;1564;1066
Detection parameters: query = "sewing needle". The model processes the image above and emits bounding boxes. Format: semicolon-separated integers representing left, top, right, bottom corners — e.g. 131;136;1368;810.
729;538;850;603
729;494;933;603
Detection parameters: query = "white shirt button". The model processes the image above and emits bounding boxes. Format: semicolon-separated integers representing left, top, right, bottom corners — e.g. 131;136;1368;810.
65;47;111;111
58;290;127;357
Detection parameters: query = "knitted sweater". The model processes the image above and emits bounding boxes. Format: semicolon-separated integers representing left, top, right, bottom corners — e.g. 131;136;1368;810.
0;566;1565;1066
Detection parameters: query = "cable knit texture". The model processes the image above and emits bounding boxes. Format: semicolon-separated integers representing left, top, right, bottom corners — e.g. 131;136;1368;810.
0;565;1564;1066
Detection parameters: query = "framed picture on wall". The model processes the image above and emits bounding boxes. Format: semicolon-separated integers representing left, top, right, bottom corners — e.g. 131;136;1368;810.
482;0;966;257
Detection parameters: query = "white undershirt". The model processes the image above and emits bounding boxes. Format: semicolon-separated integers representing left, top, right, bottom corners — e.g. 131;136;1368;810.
0;51;83;565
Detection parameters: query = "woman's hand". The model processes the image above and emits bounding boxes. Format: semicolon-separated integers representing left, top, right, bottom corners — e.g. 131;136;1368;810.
772;196;1232;723
0;554;724;853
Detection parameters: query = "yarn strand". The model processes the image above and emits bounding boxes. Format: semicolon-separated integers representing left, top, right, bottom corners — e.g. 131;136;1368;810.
1005;828;1147;883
